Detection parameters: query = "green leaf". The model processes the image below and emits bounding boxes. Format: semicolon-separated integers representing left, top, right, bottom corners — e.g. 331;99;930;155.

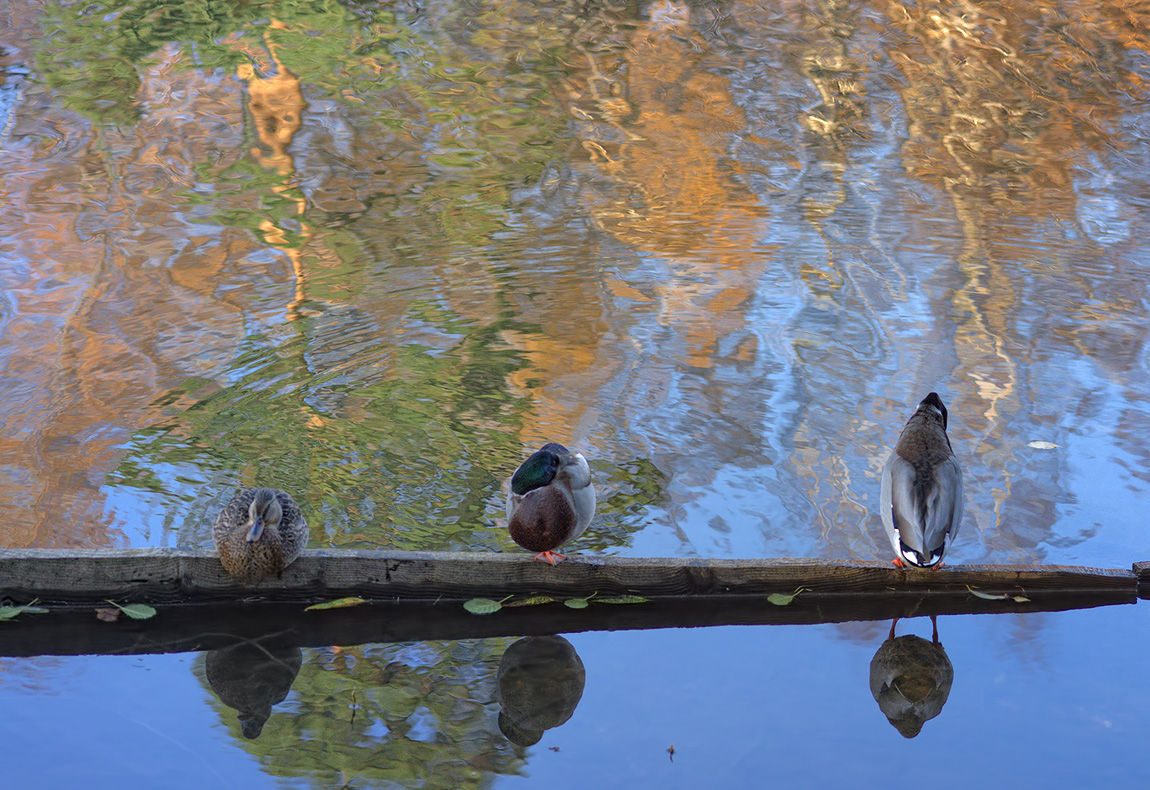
106;601;157;620
767;587;805;606
503;595;557;608
596;595;649;605
306;597;368;611
563;597;590;609
464;598;504;615
0;599;48;621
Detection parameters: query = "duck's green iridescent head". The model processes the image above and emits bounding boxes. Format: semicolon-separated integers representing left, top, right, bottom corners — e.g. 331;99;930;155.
510;443;570;495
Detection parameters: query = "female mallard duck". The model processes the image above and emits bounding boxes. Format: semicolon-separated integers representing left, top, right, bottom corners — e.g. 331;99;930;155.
880;393;963;568
205;643;303;739
212;487;308;581
506;443;595;565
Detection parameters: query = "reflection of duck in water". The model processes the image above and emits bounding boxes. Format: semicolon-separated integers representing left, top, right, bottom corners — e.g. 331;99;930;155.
507;444;595;565
205;642;303;739
880;393;963;568
869;617;954;738
213;487;308;581
497;636;585;746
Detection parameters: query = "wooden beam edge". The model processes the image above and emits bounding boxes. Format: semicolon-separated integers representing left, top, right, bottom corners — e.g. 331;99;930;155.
0;549;1141;604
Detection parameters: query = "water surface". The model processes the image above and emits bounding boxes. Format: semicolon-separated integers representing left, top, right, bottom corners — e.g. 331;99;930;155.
1;0;1149;786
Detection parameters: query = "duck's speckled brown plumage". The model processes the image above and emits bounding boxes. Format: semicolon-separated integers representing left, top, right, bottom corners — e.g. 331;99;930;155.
212;487;308;581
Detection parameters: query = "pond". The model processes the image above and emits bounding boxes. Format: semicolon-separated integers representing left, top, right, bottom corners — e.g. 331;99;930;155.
2;0;1150;786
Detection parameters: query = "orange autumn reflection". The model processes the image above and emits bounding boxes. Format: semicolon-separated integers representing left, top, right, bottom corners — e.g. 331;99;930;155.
1;0;1149;566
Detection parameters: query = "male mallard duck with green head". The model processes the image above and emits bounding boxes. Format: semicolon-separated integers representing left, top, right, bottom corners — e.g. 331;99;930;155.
880;392;963;568
213;487;308;581
506;443;595;565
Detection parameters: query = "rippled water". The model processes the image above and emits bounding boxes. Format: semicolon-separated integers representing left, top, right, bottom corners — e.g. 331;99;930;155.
2;0;1150;786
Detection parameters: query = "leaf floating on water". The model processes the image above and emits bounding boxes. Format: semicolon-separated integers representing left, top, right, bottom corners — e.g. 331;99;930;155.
966;586;1009;600
1027;440;1059;450
306;597;368;611
503;595;557;608
564;592;597;609
105;601;157;620
966;585;1027;603
597;595;649;605
767;587;805;606
104;600;157;620
122;604;156;620
0;599;48;621
95;607;121;622
464;598;504;615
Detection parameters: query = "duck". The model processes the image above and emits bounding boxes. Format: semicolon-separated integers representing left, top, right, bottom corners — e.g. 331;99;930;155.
506;443;595;565
869;616;954;738
212;487;308;581
496;635;586;746
205;642;303;739
880;392;963;568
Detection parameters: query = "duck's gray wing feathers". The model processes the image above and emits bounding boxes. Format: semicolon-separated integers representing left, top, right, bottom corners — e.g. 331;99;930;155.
927;457;963;552
883;454;962;560
560;452;596;542
879;454;901;556
568;480;595;542
880;454;913;556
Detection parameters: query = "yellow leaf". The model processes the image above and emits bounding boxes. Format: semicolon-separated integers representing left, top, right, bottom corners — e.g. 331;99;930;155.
306;597;368;611
503;596;557;607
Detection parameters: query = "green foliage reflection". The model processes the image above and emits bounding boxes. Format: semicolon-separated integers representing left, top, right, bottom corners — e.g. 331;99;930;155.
198;639;526;788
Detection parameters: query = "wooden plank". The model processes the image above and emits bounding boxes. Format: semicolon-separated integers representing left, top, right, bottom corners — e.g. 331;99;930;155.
0;549;1138;604
0;590;1133;658
1135;561;1150;598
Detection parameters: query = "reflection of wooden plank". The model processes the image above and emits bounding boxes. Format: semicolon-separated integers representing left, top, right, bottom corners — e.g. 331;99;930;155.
0;549;1140;603
0;590;1135;658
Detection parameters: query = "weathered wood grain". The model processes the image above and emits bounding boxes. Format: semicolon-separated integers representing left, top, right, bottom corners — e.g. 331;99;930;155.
0;549;1141;657
0;590;1134;658
1135;561;1150;598
0;549;1139;604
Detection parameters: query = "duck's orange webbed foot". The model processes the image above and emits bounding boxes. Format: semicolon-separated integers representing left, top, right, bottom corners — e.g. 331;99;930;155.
892;557;905;568
534;551;566;565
